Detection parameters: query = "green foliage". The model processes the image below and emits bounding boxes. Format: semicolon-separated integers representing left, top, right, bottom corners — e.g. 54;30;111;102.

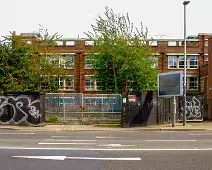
0;27;66;92
85;7;159;93
46;115;59;123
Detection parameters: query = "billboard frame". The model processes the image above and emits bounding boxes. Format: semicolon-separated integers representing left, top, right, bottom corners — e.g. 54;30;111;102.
158;71;183;98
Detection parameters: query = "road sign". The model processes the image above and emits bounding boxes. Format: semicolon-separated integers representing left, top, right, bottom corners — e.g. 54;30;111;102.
158;71;183;97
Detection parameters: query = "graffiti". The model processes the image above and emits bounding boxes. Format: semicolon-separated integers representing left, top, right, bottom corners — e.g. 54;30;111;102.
179;96;202;119
0;96;42;126
147;98;158;107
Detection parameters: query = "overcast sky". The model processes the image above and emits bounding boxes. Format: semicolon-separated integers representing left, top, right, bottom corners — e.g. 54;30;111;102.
1;0;211;39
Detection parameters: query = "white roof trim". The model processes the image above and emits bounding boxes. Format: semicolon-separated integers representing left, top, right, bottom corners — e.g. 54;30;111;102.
167;53;200;56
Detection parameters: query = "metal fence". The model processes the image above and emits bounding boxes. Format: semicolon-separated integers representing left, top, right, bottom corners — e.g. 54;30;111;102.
45;93;122;124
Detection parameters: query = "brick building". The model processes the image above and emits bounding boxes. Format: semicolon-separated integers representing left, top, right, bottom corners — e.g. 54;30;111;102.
39;34;209;93
20;32;212;118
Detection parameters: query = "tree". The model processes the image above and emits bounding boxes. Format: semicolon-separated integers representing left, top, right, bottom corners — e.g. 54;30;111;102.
85;7;159;93
0;27;66;92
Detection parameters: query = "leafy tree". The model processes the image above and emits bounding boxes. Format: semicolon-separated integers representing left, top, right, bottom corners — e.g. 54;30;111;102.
0;27;66;92
85;7;159;93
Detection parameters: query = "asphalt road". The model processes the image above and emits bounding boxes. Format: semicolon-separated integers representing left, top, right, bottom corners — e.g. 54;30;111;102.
1;129;212;170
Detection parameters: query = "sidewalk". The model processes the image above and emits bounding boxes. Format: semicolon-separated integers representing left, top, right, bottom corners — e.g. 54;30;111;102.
0;121;212;132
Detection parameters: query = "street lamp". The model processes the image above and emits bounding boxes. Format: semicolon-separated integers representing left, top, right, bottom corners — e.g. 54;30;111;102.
183;1;190;126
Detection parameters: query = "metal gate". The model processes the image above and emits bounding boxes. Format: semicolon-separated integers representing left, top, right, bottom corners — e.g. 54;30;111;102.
45;93;122;124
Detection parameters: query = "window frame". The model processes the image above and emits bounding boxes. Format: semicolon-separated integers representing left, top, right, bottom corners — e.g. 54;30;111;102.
85;55;95;69
58;76;75;91
84;76;99;91
167;55;199;69
187;76;198;91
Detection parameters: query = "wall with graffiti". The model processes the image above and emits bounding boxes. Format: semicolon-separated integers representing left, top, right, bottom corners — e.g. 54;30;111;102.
178;94;204;121
0;93;45;126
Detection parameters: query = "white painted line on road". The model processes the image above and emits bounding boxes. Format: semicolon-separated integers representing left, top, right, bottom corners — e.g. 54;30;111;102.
0;133;35;135
12;156;66;160
12;156;141;161
3;147;212;151
98;144;135;147
45;139;97;142
38;142;97;145
145;140;196;142
65;157;141;161
187;133;212;136
51;136;83;138
52;136;70;138
96;136;123;139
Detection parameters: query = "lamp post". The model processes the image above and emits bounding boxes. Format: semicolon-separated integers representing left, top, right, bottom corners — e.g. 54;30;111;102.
183;1;190;126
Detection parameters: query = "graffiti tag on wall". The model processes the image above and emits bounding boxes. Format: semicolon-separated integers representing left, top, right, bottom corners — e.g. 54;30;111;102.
0;96;42;126
179;96;203;120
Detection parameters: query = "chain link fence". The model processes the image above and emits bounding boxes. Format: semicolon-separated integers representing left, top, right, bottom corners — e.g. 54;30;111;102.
45;93;122;124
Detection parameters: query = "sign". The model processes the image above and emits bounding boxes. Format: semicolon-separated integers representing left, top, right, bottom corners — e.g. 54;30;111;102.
158;71;183;97
128;95;136;102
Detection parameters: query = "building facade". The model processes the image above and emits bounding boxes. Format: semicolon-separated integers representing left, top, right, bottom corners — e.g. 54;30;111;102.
39;34;210;93
19;32;212;118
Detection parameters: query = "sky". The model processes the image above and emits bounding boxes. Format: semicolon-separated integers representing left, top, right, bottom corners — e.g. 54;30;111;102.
1;0;211;39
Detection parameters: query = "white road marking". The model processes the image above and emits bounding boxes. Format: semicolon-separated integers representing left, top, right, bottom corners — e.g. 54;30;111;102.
65;157;141;160
0;133;35;135
145;140;196;142
187;133;212;136
38;142;97;145
45;139;96;142
98;144;135;147
3;147;212;151
51;136;84;138
51;136;70;138
12;156;66;160
12;156;141;161
96;136;123;139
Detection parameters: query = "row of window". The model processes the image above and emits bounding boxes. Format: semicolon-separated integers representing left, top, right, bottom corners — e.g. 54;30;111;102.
45;55;94;69
168;55;209;69
168;55;198;69
55;40;94;46
54;40;209;47
52;76;99;91
45;54;208;70
44;76;199;91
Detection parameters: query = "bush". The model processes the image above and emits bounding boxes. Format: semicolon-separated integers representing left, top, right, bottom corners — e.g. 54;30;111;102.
46;115;59;123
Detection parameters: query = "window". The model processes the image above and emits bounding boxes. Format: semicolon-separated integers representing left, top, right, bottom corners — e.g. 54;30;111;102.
56;41;63;46
201;78;205;92
85;76;99;91
85;41;94;46
150;56;158;68
179;41;184;46
205;40;208;46
45;54;75;68
168;41;177;46
85;55;95;69
187;77;198;90
189;56;198;68
204;55;208;63
66;41;75;46
60;54;75;68
168;56;177;68
45;55;59;67
149;41;158;46
58;77;74;91
168;55;199;69
178;56;187;68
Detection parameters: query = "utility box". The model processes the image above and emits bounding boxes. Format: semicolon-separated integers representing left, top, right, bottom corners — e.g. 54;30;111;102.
122;92;142;127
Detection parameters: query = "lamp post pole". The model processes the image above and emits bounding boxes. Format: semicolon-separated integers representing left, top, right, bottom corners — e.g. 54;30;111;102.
183;1;190;126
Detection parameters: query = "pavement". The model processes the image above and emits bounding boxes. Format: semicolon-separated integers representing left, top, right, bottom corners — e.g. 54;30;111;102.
1;121;212;131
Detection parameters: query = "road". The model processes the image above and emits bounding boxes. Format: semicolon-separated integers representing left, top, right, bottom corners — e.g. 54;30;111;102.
1;129;212;170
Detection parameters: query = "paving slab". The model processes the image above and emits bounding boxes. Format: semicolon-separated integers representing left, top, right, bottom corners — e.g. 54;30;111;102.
0;121;212;132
